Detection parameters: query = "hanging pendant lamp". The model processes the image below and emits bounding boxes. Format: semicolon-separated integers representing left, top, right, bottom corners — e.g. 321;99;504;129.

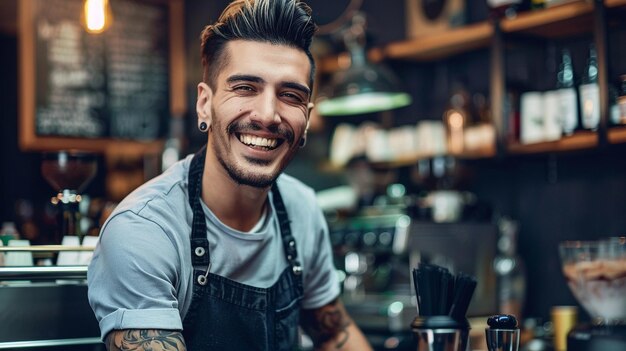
317;13;412;116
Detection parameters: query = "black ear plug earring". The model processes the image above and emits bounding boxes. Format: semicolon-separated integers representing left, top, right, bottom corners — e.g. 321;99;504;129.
299;136;307;148
199;122;208;132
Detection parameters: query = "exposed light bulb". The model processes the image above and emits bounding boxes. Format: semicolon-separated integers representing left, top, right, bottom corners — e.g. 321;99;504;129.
84;0;111;34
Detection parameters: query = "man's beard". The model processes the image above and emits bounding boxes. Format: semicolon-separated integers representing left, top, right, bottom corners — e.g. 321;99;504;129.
212;117;296;188
218;155;276;188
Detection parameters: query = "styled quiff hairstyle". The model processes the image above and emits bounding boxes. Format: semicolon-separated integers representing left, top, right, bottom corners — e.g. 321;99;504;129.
200;0;318;89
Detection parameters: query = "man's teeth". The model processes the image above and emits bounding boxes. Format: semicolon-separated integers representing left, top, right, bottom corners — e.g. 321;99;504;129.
239;134;278;148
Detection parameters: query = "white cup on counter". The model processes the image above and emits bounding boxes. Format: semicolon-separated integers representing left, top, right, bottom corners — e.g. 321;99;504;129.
422;191;464;223
421;191;477;223
57;235;98;266
5;239;34;267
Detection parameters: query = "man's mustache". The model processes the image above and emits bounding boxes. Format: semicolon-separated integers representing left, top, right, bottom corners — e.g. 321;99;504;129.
227;121;295;145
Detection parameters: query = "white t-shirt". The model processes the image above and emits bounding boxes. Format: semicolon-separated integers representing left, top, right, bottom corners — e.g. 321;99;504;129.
87;154;339;340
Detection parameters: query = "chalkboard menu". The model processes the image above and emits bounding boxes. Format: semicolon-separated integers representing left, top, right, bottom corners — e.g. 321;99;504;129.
20;0;179;153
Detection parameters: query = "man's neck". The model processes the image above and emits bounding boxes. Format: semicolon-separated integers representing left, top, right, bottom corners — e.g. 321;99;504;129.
200;153;270;233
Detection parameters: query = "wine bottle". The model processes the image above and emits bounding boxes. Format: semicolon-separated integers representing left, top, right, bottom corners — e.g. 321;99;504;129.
556;49;578;135
579;44;600;130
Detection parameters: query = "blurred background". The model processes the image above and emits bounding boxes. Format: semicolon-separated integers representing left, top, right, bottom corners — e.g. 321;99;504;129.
1;0;626;350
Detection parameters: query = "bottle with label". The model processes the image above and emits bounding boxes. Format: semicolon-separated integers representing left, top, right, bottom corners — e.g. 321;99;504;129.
556;49;579;135
543;44;561;141
579;44;600;130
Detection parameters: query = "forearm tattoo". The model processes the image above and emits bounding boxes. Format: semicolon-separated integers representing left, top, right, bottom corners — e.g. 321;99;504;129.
105;330;186;351
302;299;352;349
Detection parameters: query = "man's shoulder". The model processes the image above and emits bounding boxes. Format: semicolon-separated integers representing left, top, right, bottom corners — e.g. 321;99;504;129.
110;155;193;218
275;173;321;218
276;173;316;202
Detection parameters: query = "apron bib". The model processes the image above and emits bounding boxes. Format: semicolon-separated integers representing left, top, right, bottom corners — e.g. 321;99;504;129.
182;146;303;351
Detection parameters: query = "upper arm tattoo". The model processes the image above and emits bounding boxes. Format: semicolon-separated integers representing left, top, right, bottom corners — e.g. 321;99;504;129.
301;298;352;349
105;329;186;351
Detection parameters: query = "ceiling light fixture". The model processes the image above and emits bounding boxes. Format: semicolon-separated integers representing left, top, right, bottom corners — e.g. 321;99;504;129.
317;12;412;116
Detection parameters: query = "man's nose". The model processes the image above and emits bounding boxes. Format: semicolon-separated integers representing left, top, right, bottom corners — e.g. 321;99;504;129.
251;92;281;126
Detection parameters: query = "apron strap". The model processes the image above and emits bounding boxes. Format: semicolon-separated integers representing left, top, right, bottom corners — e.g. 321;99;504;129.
188;146;210;270
271;184;303;277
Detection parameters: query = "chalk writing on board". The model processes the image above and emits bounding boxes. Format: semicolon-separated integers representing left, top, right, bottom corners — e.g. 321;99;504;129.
34;0;169;140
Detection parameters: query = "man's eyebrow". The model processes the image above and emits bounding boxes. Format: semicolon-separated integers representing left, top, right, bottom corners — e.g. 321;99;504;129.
226;74;265;84
282;82;311;97
227;74;311;97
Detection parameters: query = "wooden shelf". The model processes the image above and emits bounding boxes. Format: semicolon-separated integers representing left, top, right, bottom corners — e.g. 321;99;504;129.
321;130;607;170
507;132;598;154
453;145;497;160
501;1;594;38
380;22;493;62
18;136;164;156
317;22;492;74
320;147;495;172
373;147;496;166
606;0;626;8
608;127;626;144
319;154;435;172
368;153;442;169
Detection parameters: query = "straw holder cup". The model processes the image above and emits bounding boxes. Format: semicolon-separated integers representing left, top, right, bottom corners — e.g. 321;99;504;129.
411;315;470;351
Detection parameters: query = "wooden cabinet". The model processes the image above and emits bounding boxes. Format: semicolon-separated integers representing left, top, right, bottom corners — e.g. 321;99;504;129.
319;0;626;167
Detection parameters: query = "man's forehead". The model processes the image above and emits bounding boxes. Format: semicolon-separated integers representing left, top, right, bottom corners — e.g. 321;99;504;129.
219;40;311;85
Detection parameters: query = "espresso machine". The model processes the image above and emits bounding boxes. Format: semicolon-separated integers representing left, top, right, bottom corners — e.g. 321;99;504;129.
559;237;626;351
327;212;417;350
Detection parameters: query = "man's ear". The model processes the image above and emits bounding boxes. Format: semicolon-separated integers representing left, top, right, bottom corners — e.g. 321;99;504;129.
196;82;213;130
306;102;314;124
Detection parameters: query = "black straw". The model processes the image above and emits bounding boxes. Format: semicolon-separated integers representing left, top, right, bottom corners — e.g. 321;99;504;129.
411;263;477;320
448;273;477;321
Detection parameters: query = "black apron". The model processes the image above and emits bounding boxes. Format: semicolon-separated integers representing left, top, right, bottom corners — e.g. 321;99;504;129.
182;147;304;351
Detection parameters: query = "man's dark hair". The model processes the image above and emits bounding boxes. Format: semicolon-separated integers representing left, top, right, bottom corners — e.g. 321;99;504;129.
200;0;318;89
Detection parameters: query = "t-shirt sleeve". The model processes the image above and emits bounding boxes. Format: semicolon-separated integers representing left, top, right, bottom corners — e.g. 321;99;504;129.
87;211;183;340
301;205;340;309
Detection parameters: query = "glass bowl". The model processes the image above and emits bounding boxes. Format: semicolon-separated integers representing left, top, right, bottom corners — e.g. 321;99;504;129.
559;237;626;324
41;151;97;193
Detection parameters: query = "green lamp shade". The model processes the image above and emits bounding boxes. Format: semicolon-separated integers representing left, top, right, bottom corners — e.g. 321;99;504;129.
317;92;412;116
317;61;412;116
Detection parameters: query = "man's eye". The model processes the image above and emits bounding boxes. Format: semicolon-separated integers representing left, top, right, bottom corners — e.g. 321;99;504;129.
281;92;305;103
233;85;255;92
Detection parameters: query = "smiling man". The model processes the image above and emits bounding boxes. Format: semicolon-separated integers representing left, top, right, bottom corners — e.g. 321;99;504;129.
87;1;372;350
